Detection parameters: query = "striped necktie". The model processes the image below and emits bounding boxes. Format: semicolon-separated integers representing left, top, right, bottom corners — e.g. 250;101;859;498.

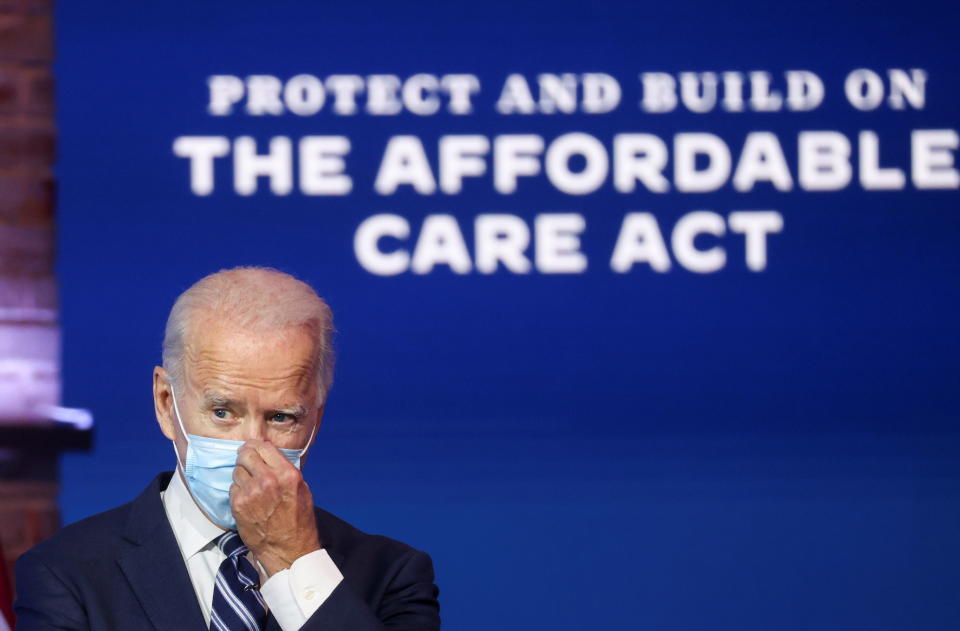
209;531;268;631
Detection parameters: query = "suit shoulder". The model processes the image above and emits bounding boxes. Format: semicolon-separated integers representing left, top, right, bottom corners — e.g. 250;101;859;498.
314;506;426;563
21;501;132;567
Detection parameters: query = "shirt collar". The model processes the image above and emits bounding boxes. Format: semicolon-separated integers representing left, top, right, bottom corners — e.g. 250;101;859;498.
161;467;226;559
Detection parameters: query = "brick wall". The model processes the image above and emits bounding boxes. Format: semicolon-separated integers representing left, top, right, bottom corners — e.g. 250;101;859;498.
0;473;59;579
0;0;60;594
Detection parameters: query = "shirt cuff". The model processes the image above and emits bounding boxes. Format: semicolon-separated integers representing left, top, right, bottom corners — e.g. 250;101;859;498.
260;550;344;631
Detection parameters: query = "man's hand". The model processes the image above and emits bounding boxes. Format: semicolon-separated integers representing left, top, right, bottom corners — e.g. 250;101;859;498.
231;439;322;577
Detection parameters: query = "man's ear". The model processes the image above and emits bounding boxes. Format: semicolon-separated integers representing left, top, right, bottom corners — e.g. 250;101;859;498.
153;366;176;441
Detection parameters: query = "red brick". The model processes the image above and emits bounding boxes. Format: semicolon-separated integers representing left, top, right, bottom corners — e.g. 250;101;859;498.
23;174;53;222
0;13;52;62
25;0;53;15
0;16;24;57
25;67;52;115
0;175;29;218
0;0;52;16
0;67;18;114
0;481;58;552
0;224;54;274
0;174;53;222
0;126;55;167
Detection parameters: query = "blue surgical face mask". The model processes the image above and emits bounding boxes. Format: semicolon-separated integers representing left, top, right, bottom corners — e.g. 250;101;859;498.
169;384;316;530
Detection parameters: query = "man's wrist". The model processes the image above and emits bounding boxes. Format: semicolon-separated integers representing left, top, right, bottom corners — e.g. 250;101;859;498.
255;544;323;577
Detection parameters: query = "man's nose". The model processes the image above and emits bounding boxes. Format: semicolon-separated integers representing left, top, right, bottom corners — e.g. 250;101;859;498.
240;418;268;442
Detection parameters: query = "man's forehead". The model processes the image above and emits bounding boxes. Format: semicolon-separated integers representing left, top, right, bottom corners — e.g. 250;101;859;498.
181;317;318;387
184;315;315;356
184;364;318;405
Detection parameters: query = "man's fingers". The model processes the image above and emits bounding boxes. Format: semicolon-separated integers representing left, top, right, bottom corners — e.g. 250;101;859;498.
244;438;301;473
236;442;270;477
237;440;303;492
232;463;253;488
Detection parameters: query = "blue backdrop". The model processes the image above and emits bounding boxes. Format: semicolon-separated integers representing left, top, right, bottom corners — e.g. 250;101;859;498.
55;1;959;629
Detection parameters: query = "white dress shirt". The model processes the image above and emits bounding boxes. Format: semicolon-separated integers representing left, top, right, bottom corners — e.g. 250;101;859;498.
161;470;344;631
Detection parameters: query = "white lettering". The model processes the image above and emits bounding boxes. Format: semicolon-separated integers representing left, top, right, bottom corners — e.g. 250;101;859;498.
535;214;587;273
299;136;351;195
411;215;472;274
233;136;292;195
674;133;732;192
859;130;905;190
441;74;480;114
613;134;670;193
354;214;410;276
610;213;671;272
494;135;544;193
640;72;677;113
672;211;726;273
245;75;284;115
581;73;621;114
544;132;608;195
173;136;230;195
375;136;436;195
799;131;852;190
283;74;325;116
912;129;960;189
733;132;793;192
439;135;489;194
845;69;885;111
207;75;244;116
728;211;783;271
475;214;532;274
496;74;537;114
402;74;441;116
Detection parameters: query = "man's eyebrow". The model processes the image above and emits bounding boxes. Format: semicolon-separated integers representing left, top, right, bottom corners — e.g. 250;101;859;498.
274;404;308;417
202;394;236;407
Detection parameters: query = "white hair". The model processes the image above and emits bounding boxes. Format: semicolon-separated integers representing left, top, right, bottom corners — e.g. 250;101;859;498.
162;267;335;400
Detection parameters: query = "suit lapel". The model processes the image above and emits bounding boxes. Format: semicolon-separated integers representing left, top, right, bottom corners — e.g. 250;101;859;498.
116;473;208;630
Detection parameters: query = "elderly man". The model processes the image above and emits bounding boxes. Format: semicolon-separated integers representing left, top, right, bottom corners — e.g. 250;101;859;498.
14;267;440;631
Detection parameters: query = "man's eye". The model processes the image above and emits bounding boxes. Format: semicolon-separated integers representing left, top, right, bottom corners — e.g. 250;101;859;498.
213;409;229;419
271;413;293;423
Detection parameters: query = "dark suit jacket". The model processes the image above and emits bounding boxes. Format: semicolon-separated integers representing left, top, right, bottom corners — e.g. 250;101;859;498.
14;472;440;630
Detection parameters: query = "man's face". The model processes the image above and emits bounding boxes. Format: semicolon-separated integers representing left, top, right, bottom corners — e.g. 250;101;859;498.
154;316;323;463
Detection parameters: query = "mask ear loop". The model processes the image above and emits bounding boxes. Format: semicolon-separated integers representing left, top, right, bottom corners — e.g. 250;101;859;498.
168;383;191;474
298;418;319;459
